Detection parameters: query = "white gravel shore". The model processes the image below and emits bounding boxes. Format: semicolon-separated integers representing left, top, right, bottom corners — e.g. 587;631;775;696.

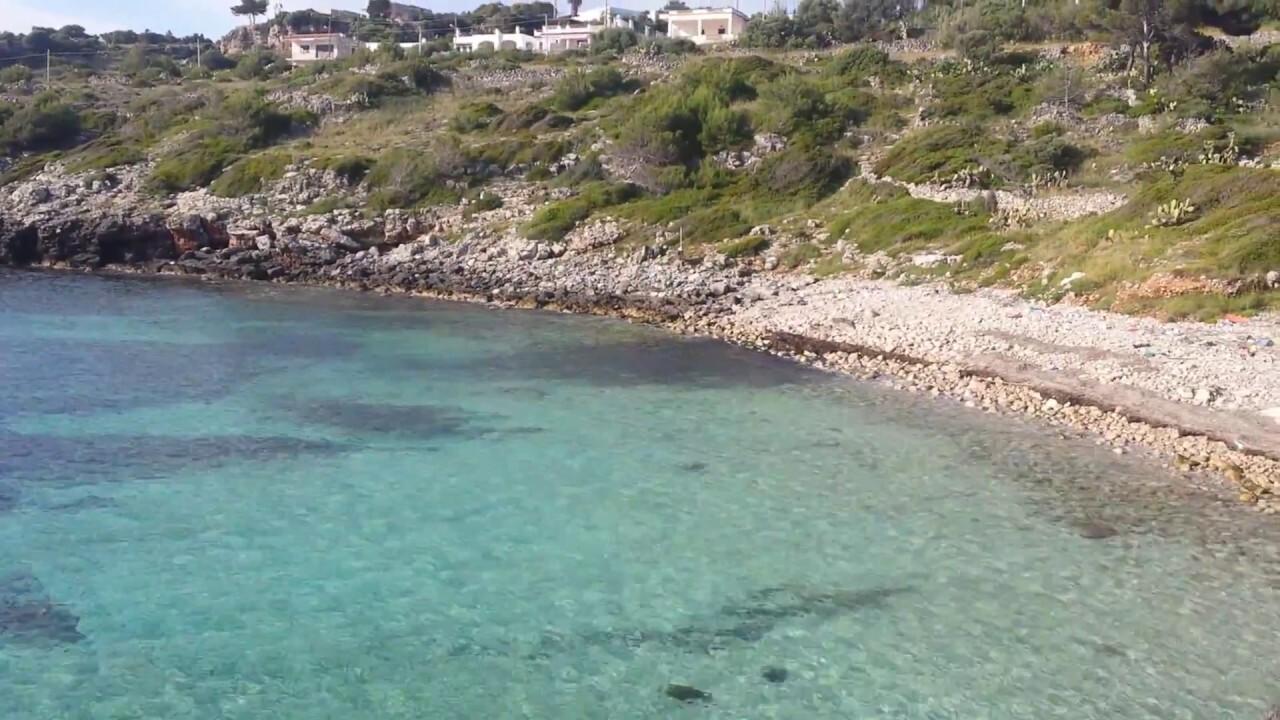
734;275;1280;418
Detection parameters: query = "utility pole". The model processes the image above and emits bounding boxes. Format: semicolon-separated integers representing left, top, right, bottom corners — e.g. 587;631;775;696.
196;40;202;68
45;49;51;85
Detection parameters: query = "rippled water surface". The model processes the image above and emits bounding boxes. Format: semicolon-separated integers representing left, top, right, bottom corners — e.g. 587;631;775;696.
2;269;1278;719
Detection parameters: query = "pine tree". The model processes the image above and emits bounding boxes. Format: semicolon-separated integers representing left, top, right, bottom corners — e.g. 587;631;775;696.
231;0;270;29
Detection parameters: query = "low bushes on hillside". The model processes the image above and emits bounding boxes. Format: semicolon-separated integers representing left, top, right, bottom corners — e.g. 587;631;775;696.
551;67;632;112
875;123;1086;186
209;152;291;197
522;182;640;241
148;91;312;193
0;94;83;155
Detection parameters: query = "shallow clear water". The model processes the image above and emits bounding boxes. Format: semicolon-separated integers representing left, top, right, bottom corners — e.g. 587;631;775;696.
1;268;1278;719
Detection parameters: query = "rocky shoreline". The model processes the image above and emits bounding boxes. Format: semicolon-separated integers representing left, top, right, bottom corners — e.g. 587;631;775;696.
2;170;1279;512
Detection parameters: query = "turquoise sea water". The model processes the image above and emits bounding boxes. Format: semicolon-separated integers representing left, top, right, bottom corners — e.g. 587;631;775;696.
1;268;1278;719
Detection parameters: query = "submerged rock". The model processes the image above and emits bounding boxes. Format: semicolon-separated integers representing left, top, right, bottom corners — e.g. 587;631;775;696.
0;571;85;646
664;684;712;703
762;666;789;683
676;461;709;473
1072;520;1120;540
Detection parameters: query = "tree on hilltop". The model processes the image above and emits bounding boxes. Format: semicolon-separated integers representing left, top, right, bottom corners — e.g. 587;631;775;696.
368;0;393;19
231;0;270;29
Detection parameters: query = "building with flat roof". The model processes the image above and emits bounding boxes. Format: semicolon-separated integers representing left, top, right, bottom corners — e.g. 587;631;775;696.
286;32;358;63
659;7;749;45
451;6;649;54
451;29;541;53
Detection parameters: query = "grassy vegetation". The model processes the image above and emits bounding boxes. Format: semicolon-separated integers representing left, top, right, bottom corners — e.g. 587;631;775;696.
874;124;1086;186
828;181;1001;257
210;152;291;197
1;22;1276;321
147;91;313;194
781;242;824;269
523;182;640;241
719;235;769;258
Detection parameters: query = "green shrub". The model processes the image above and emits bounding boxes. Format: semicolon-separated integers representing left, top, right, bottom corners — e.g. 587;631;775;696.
464;192;504;216
829;181;997;256
593;28;639;54
365;147;456;210
1124;127;1229;165
65;138;146;172
1030;121;1065;139
927;69;1038;119
781;242;823;268
720;235;769;258
553;154;606;186
312;155;374;185
954;30;999;63
146;92;307;193
233;50;287;80
756;73;846;144
752;146;853;199
1083;95;1129;117
149;136;244;193
874;124;995;183
496;103;551;132
0;65;33;85
825;45;903;85
672;204;751;245
389;57;449;92
303;195;354;215
1088;165;1280;274
209;152;291;197
0;95;83;154
1156;48;1280;120
875;124;1081;185
451;101;504;133
642;37;698;55
523;182;640;241
551;67;632;112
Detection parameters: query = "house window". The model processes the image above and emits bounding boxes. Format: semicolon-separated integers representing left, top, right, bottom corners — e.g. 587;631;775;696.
300;44;311;51
717;27;726;34
317;44;334;53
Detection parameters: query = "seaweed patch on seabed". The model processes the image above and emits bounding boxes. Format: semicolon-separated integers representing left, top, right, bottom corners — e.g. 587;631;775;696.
45;495;119;513
0;431;350;486
0;338;255;418
466;336;816;389
0;483;18;513
528;584;913;659
0;571;85;646
278;398;546;443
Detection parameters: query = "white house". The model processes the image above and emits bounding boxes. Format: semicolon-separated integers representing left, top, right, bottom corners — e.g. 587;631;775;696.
452;6;647;54
451;29;541;53
659;7;749;45
287;33;359;63
360;40;441;54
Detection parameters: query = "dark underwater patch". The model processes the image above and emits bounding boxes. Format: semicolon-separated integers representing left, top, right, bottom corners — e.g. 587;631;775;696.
0;571;85;646
46;495;119;513
0;484;17;514
456;336;817;389
0;431;348;486
279;399;482;440
532;584;912;658
278;397;546;444
0;338;241;418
